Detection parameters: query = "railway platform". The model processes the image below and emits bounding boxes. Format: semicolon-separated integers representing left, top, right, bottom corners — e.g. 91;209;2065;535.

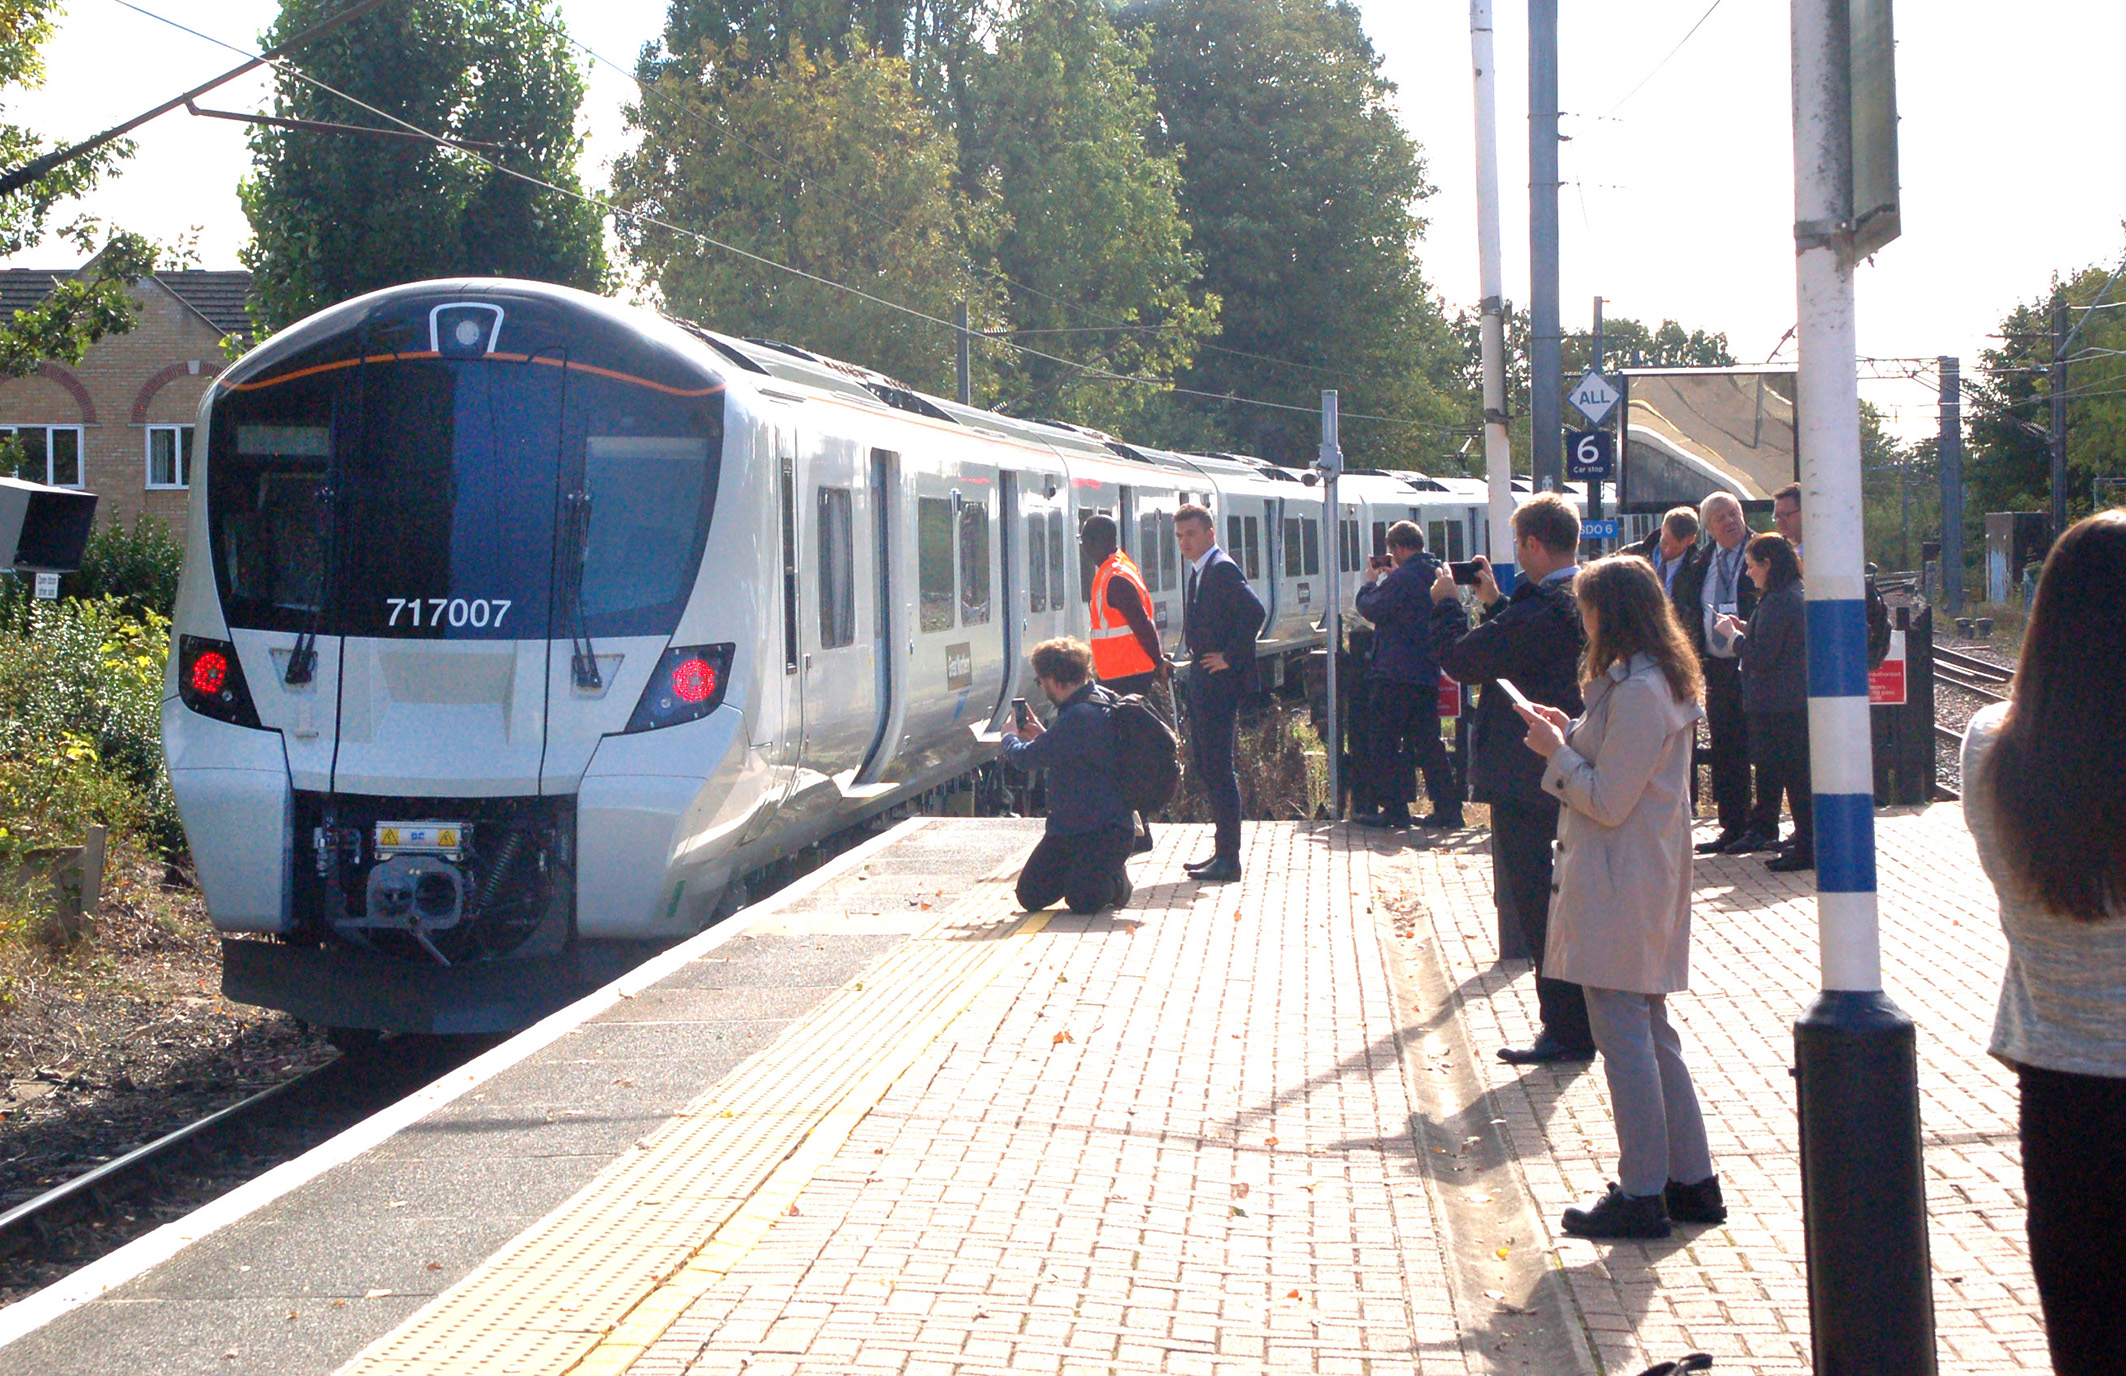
0;805;2042;1374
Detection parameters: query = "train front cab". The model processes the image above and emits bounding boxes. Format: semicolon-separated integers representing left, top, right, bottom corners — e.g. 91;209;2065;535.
165;283;752;1034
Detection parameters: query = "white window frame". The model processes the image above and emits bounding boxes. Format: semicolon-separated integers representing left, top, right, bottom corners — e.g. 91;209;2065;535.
145;424;195;490
0;424;86;489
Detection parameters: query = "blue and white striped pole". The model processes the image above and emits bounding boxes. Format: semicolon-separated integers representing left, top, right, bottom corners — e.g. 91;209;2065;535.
1790;1;1937;1370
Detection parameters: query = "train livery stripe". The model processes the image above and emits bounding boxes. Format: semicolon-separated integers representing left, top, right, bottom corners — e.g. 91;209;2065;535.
227;350;725;399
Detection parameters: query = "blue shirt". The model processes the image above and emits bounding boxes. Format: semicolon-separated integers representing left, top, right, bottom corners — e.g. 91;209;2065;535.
999;683;1134;836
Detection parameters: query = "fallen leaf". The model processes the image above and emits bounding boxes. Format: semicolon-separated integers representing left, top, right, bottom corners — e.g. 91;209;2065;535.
364;1288;392;1299
1493;1246;1510;1260
1232;1182;1250;1198
1052;1030;1075;1045
384;1200;408;1209
1265;1136;1279;1146
785;1203;802;1217
285;1311;298;1322
331;1300;347;1309
1230;1206;1248;1217
1285;1289;1301;1300
425;1262;443;1271
1483;1289;1505;1301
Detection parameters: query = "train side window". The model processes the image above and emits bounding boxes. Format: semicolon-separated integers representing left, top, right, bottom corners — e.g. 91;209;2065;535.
1445;522;1466;561
1159;512;1177;590
917;496;955;633
1047;509;1065;609
1242;516;1261;581
1139;513;1161;591
1283;517;1303;577
1227;516;1242;563
1027;513;1048;613
817;486;855;649
959;500;991;625
1303;518;1321;576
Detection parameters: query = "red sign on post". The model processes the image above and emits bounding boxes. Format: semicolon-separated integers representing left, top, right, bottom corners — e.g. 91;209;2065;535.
1868;629;1907;706
1438;672;1463;719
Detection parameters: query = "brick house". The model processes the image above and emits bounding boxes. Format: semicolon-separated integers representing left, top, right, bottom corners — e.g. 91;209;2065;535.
0;268;253;543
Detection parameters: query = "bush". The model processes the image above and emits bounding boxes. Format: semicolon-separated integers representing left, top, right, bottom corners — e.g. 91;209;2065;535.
0;599;176;859
61;513;184;620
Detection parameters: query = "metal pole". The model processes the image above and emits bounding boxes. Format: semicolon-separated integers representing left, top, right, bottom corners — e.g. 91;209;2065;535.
1588;295;1605;536
1319;392;1344;821
1528;0;1563;495
1789;0;1937;1369
2050;296;2068;541
956;301;973;407
1939;356;1963;614
1470;0;1517;589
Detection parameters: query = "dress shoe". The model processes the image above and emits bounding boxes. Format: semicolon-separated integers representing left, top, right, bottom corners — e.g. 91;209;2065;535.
1722;828;1778;855
1693;830;1741;855
1416;812;1464;829
1495;1034;1597;1065
1561;1182;1672;1240
1130;830;1155;855
1765;850;1814;873
1184;855;1220;874
1358;810;1409;830
1111;872;1135;909
1190;857;1242;883
1664;1174;1727;1225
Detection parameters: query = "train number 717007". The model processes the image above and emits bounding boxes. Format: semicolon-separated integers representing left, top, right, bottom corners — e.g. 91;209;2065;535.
385;597;512;630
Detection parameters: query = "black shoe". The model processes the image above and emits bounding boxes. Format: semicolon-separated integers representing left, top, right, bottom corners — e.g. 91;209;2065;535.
1765;850;1814;873
1112;872;1134;909
1184;855;1220;874
1495;1034;1597;1066
1694;830;1741;855
1357;810;1409;829
1130;830;1155;855
1561;1182;1672;1240
1722;828;1778;855
1664;1175;1727;1225
1417;812;1464;829
1190;858;1242;883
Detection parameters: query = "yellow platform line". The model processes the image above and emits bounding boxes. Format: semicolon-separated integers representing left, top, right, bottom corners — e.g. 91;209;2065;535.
335;851;1040;1376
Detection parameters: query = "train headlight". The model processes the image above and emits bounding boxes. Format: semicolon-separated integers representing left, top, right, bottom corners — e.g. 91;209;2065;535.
624;643;736;733
177;635;263;729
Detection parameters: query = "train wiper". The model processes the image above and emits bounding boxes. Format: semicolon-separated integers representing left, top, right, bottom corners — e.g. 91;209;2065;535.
285;480;336;685
564;487;602;689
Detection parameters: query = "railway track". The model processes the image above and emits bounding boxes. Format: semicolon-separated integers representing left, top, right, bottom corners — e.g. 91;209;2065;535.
1933;645;2012;704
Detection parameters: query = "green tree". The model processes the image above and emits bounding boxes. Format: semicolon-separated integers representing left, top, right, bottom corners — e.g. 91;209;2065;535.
240;0;607;333
612;39;996;395
1132;0;1463;468
0;1;158;379
966;0;1216;432
1966;256;2126;536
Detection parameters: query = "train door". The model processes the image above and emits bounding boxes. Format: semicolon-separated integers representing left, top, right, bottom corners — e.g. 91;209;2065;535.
797;435;877;783
854;448;903;786
990;471;1024;729
1134;489;1180;654
1019;476;1069;669
955;465;1004;733
738;421;805;843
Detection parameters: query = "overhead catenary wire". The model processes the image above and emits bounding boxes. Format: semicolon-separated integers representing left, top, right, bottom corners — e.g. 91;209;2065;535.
111;0;1463;437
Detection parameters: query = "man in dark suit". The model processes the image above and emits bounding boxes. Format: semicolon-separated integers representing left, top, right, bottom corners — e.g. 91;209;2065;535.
1625;505;1701;613
1429;493;1593;1065
1175;503;1265;883
1674;491;1762;854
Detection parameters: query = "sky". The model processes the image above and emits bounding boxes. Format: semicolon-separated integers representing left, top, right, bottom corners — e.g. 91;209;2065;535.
4;0;2123;442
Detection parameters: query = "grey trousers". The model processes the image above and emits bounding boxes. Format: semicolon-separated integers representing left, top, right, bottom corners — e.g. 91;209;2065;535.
1582;986;1715;1198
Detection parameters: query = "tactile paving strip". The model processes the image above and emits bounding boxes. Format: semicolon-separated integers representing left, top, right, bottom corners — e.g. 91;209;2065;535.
335;843;1041;1376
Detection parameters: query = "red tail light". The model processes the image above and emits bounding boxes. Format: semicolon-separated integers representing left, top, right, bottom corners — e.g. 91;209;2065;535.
189;650;229;696
177;635;263;729
670;657;717;704
626;643;735;733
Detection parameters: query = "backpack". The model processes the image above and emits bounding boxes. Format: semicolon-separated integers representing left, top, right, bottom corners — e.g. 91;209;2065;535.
1103;688;1181;814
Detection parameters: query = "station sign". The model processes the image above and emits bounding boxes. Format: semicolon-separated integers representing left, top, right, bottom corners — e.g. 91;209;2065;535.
1438;671;1462;720
32;572;57;599
1580;518;1619;541
1566;428;1615;480
1568;370;1620;425
1868;628;1907;706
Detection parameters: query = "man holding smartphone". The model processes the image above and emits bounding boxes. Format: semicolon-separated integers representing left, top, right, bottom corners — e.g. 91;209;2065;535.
1001;638;1136;914
1429;494;1595;1065
1354;520;1459;829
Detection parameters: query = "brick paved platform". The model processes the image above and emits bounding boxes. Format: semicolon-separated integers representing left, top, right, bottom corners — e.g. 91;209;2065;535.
1375;802;2042;1374
5;804;2040;1374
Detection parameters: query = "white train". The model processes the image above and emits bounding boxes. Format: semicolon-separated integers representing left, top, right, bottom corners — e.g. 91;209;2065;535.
163;279;1532;1034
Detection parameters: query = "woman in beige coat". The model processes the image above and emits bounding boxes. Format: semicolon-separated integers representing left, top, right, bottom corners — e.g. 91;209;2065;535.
1514;555;1722;1240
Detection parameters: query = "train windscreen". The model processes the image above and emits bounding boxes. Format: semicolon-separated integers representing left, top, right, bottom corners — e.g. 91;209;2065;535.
208;316;724;641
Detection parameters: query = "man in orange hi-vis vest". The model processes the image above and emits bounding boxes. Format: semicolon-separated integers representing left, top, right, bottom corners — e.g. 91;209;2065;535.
1082;515;1170;854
